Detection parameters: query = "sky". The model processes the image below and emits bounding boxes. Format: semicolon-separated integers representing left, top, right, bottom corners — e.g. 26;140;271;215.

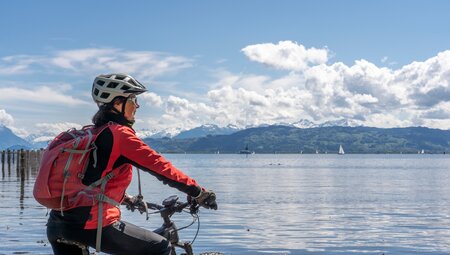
1;0;450;138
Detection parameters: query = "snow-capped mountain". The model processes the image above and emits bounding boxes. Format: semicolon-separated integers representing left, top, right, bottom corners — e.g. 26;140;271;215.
24;133;54;149
256;119;361;129
174;124;241;139
292;119;317;128
2;119;364;149
318;119;361;127
135;128;158;139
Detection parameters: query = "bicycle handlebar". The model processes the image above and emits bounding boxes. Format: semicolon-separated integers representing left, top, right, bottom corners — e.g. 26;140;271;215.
123;195;199;216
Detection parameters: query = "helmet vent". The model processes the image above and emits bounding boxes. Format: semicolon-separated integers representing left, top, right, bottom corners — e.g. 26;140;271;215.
100;92;110;99
96;80;105;86
115;75;125;80
107;82;119;88
128;79;138;87
121;85;130;91
93;88;99;96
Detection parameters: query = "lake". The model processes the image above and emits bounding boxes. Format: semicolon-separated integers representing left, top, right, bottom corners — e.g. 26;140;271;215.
1;154;450;255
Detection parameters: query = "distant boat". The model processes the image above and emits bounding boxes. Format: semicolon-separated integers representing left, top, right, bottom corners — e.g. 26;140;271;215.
338;145;345;155
239;144;254;154
315;150;319;154
418;149;425;154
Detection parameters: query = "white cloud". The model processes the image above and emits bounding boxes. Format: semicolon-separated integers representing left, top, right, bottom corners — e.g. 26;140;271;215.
0;55;42;75
35;122;83;135
150;48;450;130
0;109;14;126
140;92;163;107
0;48;193;79
52;49;193;79
0;86;88;106
0;109;29;137
2;43;450;131
241;41;329;71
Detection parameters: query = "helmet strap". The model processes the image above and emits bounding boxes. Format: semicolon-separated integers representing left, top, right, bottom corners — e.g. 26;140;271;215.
121;99;127;115
109;98;135;127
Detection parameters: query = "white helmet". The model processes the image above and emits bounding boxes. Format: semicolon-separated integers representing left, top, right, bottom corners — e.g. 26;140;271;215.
92;73;147;106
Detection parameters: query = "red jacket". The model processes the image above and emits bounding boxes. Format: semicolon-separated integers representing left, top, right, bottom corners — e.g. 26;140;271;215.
49;123;202;229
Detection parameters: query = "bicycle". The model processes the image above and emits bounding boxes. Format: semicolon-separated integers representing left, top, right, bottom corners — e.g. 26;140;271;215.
123;194;223;255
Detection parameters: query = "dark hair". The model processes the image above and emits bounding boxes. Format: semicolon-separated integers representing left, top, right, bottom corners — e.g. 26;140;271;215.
92;97;132;127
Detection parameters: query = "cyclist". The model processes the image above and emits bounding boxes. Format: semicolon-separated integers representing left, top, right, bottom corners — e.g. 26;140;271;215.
46;73;217;255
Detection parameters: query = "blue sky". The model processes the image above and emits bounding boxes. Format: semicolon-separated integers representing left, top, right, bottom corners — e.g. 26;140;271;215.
1;1;450;138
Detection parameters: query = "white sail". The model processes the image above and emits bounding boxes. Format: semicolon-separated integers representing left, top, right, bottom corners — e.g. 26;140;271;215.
338;145;345;155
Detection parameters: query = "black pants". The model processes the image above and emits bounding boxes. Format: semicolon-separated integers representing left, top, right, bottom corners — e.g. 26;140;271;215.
47;220;171;255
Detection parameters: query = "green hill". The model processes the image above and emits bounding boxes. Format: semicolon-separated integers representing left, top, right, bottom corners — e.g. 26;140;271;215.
143;125;450;154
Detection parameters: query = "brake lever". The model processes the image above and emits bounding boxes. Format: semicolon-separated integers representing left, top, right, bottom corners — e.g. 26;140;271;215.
189;203;200;215
134;195;149;220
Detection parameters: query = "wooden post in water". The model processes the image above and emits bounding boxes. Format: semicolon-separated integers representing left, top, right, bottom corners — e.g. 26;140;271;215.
6;149;11;165
7;149;11;176
19;149;25;182
26;150;31;179
25;150;29;178
16;150;20;174
1;150;4;178
19;150;26;210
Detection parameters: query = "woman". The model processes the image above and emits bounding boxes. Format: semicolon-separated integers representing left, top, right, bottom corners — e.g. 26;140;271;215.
46;73;217;255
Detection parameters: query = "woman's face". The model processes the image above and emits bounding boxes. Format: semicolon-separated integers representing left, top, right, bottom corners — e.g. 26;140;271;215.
114;95;140;122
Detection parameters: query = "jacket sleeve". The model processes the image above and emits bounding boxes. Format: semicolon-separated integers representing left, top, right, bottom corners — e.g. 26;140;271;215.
115;126;202;197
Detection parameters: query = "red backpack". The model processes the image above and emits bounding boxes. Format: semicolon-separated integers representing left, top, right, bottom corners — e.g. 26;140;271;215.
33;123;120;214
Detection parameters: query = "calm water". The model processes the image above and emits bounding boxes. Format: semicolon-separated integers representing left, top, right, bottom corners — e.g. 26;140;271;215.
2;154;450;255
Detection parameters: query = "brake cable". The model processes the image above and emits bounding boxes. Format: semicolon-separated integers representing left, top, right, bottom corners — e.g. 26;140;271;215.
175;210;201;245
191;213;200;245
136;167;149;220
134;166;200;243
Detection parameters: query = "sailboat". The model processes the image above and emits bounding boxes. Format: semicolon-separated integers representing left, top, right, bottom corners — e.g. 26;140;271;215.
239;144;254;154
338;145;345;155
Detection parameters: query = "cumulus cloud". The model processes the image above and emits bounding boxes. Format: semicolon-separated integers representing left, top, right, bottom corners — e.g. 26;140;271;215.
0;109;29;137
152;47;450;130
0;109;14;126
2;43;450;131
140;92;163;107
160;95;216;129
241;41;329;71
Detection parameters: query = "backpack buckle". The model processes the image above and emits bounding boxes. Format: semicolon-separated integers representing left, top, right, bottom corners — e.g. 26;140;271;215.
78;173;85;179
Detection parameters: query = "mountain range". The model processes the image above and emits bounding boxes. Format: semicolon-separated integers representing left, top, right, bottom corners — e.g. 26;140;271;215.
0;125;32;150
1;120;450;153
143;125;450;154
136;119;360;139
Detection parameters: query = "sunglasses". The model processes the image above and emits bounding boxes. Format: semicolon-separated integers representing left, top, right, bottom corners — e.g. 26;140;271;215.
127;96;139;106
